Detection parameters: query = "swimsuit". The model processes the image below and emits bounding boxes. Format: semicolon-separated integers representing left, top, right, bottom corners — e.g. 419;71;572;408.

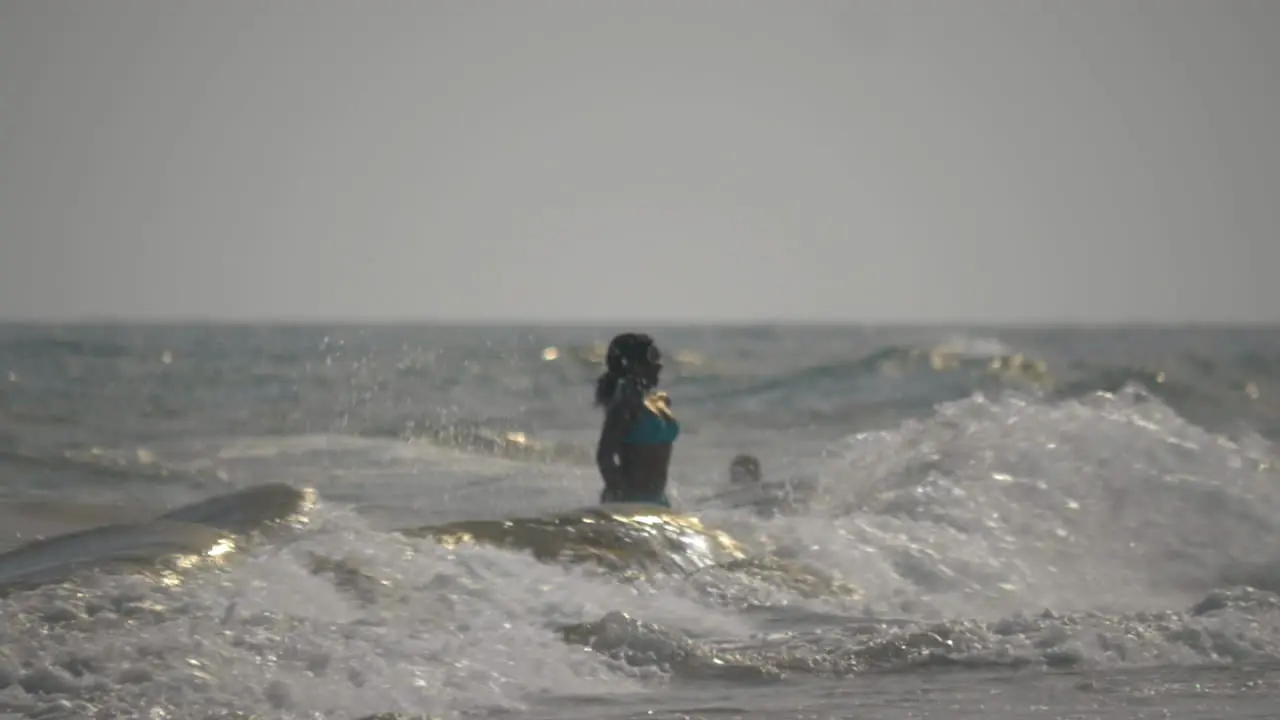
621;391;681;445
602;390;678;507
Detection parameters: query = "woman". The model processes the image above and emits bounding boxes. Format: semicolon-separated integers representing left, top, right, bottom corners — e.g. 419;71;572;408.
594;332;679;506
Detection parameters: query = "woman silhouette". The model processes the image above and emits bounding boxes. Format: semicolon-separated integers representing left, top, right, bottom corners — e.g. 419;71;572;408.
593;333;679;506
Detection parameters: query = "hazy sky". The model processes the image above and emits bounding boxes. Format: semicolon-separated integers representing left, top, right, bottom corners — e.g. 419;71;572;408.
1;1;1277;323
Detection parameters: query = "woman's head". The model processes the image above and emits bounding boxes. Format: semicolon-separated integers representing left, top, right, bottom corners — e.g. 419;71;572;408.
595;332;663;406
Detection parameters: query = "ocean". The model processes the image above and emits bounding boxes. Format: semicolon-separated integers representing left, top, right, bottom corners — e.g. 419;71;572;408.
1;323;1279;719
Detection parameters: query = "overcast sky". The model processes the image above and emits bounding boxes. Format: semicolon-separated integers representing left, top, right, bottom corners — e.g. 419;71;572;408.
0;0;1276;323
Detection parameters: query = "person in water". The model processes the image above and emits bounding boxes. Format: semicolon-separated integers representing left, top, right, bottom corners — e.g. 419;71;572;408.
728;453;763;485
595;332;679;507
712;452;817;517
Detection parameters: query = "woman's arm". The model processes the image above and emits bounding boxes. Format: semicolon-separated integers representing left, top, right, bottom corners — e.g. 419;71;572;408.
596;399;636;491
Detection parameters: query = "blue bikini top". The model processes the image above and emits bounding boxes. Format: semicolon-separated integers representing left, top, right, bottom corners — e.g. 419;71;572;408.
620;390;680;445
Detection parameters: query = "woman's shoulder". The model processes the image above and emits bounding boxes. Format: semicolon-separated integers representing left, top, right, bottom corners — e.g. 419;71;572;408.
607;384;673;413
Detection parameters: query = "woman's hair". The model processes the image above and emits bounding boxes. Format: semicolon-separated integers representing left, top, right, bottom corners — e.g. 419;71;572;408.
594;371;621;408
594;332;658;407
